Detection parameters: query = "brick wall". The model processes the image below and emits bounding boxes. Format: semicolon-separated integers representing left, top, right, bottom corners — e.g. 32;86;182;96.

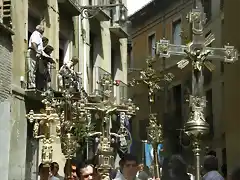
0;28;12;101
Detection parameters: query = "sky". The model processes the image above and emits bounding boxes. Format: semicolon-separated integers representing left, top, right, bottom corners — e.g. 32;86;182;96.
127;0;152;16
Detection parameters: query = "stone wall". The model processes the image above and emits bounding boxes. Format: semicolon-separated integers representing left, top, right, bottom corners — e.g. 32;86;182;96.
0;28;12;101
0;26;13;180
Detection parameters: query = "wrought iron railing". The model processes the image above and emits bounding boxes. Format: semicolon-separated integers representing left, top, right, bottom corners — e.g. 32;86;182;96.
116;80;128;104
25;48;55;91
0;1;3;23
220;0;224;11
111;1;128;29
0;0;11;26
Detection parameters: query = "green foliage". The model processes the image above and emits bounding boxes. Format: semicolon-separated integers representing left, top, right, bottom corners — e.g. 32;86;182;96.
74;121;96;157
74;122;95;143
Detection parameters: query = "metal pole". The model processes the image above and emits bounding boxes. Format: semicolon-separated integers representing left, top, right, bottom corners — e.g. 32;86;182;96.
141;140;147;165
153;144;160;178
86;138;89;159
193;138;201;180
64;159;72;180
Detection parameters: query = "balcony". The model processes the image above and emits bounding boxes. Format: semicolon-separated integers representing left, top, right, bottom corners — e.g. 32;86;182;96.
116;80;128;104
0;0;12;29
109;5;128;38
25;38;55;100
58;0;81;16
88;0;111;21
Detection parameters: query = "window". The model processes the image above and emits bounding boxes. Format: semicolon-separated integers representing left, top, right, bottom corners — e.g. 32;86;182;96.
222;82;224;104
220;62;224;74
89;33;95;93
0;0;3;21
148;33;156;57
221;19;224;45
59;48;64;69
28;31;32;43
111;49;115;80
220;0;224;11
173;84;182;117
59;35;68;69
172;19;181;45
204;0;212;23
127;42;133;69
139;119;148;140
1;0;11;27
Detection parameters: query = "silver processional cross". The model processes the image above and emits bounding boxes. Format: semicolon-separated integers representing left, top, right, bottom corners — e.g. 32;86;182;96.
156;1;238;180
156;0;238;106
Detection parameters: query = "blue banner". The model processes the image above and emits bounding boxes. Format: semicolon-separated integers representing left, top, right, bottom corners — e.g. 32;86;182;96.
145;143;164;167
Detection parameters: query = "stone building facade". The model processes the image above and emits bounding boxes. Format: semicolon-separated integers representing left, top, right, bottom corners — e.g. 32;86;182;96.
0;0;128;179
224;0;240;171
128;0;226;167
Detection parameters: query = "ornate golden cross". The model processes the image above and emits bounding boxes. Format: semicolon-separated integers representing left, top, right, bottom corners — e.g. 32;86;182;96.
26;97;59;166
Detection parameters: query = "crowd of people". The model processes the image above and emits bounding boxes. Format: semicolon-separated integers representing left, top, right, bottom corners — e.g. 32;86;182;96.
38;153;240;180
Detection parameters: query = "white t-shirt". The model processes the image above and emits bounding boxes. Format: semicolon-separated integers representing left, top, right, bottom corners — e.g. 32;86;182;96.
29;30;43;52
187;173;195;180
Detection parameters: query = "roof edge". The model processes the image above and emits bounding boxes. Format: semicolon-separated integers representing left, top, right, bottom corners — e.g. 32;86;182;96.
128;0;156;20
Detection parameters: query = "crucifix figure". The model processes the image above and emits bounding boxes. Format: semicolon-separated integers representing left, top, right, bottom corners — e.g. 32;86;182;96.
80;73;138;180
129;57;174;178
157;2;238;98
129;57;174;103
156;0;238;180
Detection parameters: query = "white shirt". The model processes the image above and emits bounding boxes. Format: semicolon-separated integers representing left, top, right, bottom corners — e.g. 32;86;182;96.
187;173;195;180
114;170;126;180
29;30;43;52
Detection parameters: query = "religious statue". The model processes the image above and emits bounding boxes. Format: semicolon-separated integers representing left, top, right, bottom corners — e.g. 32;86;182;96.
58;56;81;92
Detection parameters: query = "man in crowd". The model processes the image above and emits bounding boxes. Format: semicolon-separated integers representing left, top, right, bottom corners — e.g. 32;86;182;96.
50;162;64;180
114;153;139;180
76;161;96;180
38;163;50;180
202;155;224;180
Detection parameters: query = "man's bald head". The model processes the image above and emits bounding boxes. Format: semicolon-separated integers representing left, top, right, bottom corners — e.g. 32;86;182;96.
36;25;44;34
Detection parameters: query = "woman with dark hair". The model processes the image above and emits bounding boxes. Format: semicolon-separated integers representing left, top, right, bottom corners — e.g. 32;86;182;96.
168;155;190;180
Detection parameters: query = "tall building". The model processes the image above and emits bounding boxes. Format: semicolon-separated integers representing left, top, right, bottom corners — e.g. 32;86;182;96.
128;0;225;166
0;0;128;179
223;0;240;171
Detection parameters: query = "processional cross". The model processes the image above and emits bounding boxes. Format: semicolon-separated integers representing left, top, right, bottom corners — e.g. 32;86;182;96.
129;57;174;178
81;73;138;180
26;91;59;166
157;0;238;131
156;0;238;179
